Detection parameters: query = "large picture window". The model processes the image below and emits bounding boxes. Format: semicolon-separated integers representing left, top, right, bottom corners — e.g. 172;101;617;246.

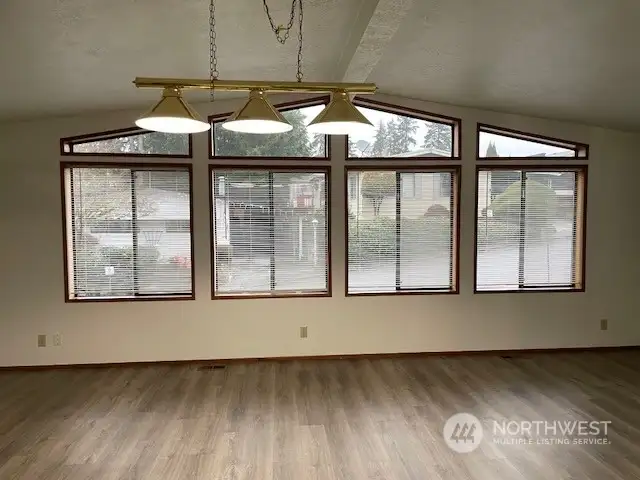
476;167;586;292
347;168;459;295
62;164;194;301
211;167;329;297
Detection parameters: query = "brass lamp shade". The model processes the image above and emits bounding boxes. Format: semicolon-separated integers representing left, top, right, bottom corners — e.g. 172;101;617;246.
223;90;293;134
307;90;374;135
135;87;210;134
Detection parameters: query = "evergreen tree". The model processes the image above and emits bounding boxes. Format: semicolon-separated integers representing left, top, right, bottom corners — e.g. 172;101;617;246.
485;141;499;157
422;123;452;153
371;121;388;156
309;133;325;157
392;116;418;155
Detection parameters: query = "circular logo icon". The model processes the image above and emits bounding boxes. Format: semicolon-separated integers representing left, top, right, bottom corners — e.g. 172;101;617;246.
443;413;483;453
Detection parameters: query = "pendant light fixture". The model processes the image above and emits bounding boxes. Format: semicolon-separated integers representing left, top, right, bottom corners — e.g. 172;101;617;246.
135;87;210;134
133;0;378;136
223;90;292;133
307;90;374;135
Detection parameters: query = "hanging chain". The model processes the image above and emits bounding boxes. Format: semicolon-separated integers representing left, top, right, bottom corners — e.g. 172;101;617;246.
209;0;219;102
262;0;297;44
296;0;303;82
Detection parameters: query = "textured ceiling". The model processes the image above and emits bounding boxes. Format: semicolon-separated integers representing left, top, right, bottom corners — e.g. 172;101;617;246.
1;0;640;130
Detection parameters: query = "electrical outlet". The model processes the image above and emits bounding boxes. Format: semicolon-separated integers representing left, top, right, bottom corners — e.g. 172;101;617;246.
300;326;308;339
600;319;608;331
53;333;62;347
37;334;46;348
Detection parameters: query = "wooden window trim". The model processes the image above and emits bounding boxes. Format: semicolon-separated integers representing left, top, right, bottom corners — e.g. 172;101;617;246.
208;164;332;300
477;123;589;160
473;165;587;294
60;161;196;303
60;127;193;158
344;165;461;297
346;97;462;160
208;96;331;160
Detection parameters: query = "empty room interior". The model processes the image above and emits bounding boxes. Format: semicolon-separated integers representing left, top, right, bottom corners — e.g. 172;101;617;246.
1;0;640;478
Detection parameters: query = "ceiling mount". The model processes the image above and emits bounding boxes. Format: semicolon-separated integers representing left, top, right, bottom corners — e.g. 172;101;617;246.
133;0;377;135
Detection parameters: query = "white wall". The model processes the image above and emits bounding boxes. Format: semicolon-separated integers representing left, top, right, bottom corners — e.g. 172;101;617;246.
1;93;639;367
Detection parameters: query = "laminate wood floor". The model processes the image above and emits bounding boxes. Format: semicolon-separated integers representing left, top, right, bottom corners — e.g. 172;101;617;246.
1;351;639;479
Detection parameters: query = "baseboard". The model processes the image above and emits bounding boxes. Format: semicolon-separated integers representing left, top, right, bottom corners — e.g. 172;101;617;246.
1;345;638;372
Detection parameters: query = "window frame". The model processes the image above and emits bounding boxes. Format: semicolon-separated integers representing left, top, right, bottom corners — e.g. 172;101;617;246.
60;127;193;158
60;161;196;303
476;123;589;160
346;97;462;160
208;96;331;160
473;165;587;294
208;164;332;300
344;165;461;297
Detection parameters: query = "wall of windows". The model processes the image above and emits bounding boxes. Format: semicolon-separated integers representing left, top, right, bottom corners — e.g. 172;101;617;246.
9;92;633;367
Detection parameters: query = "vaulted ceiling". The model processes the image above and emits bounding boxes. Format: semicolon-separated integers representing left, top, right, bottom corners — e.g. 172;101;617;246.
1;0;639;130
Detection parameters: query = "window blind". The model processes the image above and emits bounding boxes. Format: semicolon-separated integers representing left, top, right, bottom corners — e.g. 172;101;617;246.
476;169;583;291
347;170;456;294
212;169;328;296
64;165;193;299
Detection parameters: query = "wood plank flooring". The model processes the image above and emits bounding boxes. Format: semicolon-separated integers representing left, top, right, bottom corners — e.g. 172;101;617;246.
1;351;639;479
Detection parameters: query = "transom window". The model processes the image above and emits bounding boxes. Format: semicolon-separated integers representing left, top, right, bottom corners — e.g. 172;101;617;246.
61;128;191;157
347;168;459;294
347;99;460;159
478;124;588;159
62;164;194;300
211;168;329;297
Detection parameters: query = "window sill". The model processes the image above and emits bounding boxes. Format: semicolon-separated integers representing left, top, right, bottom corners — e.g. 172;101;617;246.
346;289;458;297
212;291;331;300
66;295;194;303
474;286;584;294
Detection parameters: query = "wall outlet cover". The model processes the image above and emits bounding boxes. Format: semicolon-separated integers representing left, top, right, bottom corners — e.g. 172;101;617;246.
37;334;47;347
300;326;308;338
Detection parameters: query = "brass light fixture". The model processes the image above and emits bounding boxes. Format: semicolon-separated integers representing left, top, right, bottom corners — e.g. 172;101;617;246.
133;0;377;135
135;87;210;133
223;89;292;133
307;90;373;135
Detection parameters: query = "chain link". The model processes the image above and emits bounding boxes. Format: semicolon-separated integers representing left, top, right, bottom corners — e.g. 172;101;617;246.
209;0;219;102
296;0;303;82
262;0;297;44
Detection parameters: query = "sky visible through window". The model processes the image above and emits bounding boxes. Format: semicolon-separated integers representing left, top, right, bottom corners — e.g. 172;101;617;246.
294;104;568;157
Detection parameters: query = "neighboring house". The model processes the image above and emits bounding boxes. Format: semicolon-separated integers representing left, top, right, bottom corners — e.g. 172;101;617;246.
478;149;576;215
348;148;452;220
89;187;192;261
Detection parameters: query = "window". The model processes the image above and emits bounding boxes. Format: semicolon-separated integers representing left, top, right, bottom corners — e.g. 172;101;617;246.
211;168;329;297
347;99;460;159
478;124;588;159
61;128;191;157
347;169;458;294
476;168;586;292
62;164;194;300
210;99;328;158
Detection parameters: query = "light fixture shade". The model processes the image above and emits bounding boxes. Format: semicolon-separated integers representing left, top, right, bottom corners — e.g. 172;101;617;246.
135;87;210;134
306;90;374;135
222;90;293;134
